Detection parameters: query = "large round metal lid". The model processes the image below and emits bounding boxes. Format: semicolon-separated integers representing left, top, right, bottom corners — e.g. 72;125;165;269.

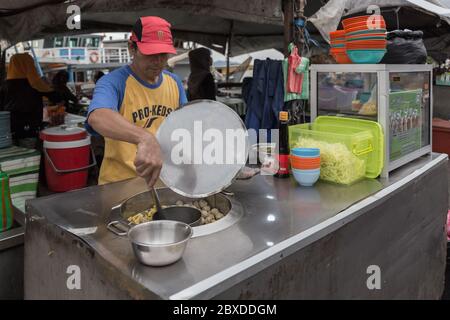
156;100;249;198
40;125;87;142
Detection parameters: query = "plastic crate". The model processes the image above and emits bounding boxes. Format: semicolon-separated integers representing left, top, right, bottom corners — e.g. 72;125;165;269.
0;146;40;211
318;85;358;112
289;121;374;185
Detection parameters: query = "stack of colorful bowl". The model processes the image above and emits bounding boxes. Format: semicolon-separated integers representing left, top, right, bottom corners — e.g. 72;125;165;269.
343;15;387;64
329;30;352;64
289;148;320;187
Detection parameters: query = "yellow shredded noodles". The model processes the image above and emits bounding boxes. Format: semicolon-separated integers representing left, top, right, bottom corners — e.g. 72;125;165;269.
295;137;366;185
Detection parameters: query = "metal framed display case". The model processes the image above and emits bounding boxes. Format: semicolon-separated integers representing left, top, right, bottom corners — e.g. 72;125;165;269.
310;64;433;178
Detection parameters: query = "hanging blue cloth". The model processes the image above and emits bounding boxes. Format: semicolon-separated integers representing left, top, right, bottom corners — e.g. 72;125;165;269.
245;59;285;136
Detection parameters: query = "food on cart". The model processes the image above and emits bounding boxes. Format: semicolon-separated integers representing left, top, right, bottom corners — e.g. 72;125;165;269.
127;199;225;226
295;137;366;185
351;100;363;112
127;206;158;224
358;101;377;116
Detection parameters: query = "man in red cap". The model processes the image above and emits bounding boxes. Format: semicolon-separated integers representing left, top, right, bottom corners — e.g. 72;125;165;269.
87;16;187;187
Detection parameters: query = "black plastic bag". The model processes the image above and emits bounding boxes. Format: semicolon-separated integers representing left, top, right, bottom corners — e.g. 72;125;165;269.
381;30;427;64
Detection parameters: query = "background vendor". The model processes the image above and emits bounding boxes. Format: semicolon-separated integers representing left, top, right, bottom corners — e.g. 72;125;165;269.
2;53;61;144
87;16;187;188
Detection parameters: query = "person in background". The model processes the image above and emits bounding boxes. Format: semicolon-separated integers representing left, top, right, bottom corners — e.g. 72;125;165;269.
3;53;60;141
187;47;216;101
87;16;187;188
52;70;78;113
94;71;105;84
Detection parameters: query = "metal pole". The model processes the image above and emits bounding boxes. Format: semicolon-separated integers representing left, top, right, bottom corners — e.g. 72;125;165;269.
226;20;234;84
283;0;294;57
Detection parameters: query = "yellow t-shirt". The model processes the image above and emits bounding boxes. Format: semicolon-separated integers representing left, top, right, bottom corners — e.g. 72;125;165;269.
87;66;187;185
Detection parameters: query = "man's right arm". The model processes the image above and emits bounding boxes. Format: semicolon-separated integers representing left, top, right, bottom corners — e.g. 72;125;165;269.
88;108;163;188
87;75;163;188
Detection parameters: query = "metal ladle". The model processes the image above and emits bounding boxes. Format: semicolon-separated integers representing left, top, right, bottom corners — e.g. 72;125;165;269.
151;187;165;220
151;187;202;227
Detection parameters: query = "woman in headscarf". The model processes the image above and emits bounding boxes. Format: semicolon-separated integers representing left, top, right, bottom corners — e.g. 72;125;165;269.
187;47;216;101
3;53;60;140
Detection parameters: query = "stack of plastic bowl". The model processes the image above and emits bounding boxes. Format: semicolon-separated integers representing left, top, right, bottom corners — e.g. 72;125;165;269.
342;15;387;64
289;148;321;187
0;111;12;149
329;30;352;64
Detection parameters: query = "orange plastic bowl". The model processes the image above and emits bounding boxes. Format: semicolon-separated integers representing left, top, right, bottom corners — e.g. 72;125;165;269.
344;20;385;30
342;15;384;28
290;156;321;169
346;40;387;46
346;44;387;50
291;162;321;170
346;34;387;40
330;51;353;64
330;30;346;39
290;155;321;163
345;24;387;33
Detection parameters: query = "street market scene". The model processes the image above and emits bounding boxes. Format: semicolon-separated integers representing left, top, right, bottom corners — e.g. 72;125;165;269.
0;0;450;302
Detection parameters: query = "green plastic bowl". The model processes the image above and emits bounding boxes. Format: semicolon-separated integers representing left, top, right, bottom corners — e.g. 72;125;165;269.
346;29;387;37
346;36;386;41
347;49;386;64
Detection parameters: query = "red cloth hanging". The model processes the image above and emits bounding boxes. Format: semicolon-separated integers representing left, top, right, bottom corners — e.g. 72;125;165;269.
287;46;304;94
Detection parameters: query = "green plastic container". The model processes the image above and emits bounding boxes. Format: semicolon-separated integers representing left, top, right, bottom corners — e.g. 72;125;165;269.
315;116;384;178
289;116;385;185
0;170;13;232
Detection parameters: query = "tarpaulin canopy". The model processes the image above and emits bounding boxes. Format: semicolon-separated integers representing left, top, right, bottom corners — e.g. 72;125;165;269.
0;0;449;59
0;0;288;55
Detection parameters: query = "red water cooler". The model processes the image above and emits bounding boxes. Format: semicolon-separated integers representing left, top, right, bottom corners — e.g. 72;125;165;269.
40;126;96;192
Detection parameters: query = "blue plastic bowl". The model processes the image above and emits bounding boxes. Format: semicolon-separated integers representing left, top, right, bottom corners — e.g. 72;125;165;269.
292;168;320;187
347;49;386;64
291;148;320;158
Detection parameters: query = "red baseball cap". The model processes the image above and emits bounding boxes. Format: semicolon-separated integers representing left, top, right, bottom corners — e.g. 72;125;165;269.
130;16;177;55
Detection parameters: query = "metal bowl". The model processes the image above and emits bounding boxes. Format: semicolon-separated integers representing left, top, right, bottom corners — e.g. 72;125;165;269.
128;220;192;267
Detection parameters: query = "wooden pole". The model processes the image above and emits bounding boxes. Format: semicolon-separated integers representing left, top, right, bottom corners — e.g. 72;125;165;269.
226;20;234;84
283;0;294;57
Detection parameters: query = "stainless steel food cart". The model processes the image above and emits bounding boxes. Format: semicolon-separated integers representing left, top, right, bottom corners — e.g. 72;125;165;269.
24;153;448;299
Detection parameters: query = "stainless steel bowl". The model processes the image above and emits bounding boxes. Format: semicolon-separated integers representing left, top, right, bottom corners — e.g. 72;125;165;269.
128;221;193;267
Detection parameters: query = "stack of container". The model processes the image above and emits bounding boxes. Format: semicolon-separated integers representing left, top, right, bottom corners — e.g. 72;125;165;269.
0;112;12;149
329;15;388;64
343;15;387;64
329;30;352;64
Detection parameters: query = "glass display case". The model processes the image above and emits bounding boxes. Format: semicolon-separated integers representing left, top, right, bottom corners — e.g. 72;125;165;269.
310;65;433;178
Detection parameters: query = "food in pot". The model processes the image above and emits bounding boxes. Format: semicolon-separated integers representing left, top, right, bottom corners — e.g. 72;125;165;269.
127;206;158;224
127;199;225;226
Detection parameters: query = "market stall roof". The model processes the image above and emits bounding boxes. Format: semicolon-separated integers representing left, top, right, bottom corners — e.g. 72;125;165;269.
0;0;293;56
1;0;450;59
